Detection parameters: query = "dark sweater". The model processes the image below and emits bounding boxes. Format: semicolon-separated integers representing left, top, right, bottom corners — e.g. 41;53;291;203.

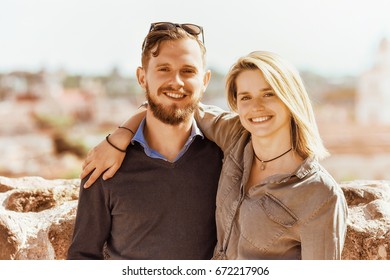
67;136;223;260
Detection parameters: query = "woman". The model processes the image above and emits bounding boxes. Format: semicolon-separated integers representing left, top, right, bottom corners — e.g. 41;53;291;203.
81;51;348;259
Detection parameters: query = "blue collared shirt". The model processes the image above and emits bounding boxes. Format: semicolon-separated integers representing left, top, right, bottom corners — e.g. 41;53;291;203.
131;118;204;162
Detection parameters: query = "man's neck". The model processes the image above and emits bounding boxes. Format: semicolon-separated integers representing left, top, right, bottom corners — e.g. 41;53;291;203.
143;110;193;162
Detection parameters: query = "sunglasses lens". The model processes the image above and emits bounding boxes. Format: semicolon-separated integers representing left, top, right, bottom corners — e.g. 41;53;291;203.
147;22;204;46
151;22;175;31
181;24;202;35
151;22;202;35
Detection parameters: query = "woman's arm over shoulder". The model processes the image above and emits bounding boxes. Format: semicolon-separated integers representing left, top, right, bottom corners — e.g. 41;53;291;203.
195;103;244;152
81;106;147;188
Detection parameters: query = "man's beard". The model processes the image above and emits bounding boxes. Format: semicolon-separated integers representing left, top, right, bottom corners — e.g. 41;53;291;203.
146;85;200;126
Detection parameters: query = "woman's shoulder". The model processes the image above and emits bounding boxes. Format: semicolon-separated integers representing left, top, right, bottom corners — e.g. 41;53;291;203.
305;160;344;198
290;160;347;222
291;158;340;194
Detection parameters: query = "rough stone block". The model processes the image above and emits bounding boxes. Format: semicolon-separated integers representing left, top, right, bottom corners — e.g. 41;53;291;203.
0;176;389;259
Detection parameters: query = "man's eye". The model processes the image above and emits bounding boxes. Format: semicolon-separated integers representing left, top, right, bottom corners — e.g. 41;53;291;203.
182;69;195;74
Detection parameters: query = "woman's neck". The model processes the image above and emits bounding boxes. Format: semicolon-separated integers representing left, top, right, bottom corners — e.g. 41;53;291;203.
251;132;292;161
247;133;303;188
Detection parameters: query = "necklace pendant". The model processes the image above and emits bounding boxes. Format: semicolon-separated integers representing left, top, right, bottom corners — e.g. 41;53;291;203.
253;147;292;172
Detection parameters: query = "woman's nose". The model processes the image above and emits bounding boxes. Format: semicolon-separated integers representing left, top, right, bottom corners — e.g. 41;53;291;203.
251;97;265;111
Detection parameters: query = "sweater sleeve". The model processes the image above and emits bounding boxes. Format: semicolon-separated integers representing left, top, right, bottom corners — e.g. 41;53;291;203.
300;187;348;260
67;175;111;259
195;103;244;152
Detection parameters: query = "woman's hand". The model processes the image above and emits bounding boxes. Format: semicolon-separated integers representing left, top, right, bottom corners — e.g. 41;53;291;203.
81;128;132;188
81;105;146;188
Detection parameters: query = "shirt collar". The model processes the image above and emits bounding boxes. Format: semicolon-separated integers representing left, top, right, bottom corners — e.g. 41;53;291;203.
243;140;318;185
131;117;204;161
294;157;318;179
264;157;319;184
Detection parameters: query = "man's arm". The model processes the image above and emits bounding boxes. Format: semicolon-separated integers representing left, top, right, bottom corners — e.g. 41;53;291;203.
67;176;111;259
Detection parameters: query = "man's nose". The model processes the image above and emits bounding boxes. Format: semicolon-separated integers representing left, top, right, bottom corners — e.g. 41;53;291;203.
168;72;185;87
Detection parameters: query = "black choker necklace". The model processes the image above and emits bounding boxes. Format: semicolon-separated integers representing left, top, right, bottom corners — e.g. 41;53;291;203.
254;148;292;170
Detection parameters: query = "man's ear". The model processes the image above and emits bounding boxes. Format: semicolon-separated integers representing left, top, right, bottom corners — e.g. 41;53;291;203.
136;67;146;89
202;70;211;93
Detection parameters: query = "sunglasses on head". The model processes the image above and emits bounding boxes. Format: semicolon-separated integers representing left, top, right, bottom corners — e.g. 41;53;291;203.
148;22;205;44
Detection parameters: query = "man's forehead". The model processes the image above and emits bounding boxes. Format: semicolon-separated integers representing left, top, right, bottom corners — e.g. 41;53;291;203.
155;39;202;59
148;45;204;69
152;61;199;69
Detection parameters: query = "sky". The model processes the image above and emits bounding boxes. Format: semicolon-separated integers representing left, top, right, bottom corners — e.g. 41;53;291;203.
1;0;390;77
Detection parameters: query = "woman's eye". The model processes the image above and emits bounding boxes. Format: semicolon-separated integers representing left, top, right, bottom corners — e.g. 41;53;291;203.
264;92;275;97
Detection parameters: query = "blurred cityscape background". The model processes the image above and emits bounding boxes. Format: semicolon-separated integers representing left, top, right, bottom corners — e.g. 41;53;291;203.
1;0;390;182
1;37;390;181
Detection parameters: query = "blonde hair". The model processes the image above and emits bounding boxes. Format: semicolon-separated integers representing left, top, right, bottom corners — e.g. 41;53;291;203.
226;51;329;160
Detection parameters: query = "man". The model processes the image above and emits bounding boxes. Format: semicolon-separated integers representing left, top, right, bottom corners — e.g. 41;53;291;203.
67;22;223;259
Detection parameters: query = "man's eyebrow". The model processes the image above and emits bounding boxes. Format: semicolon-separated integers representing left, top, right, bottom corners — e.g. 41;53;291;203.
182;64;197;68
154;63;197;69
155;63;171;67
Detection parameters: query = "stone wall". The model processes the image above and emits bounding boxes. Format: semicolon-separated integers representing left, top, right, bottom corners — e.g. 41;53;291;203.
0;176;389;260
0;176;79;260
341;180;390;259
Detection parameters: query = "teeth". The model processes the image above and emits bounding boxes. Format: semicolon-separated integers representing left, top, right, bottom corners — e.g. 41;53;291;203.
251;116;271;123
166;92;184;99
